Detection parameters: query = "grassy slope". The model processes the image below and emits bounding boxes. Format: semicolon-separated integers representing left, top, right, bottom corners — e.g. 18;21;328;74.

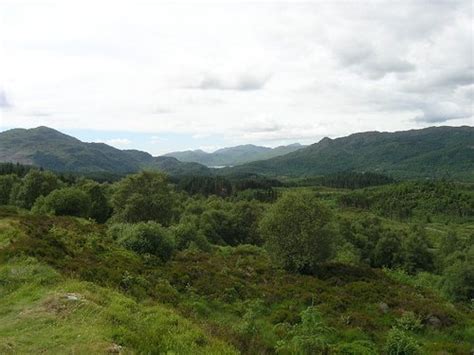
0;218;236;354
0;207;473;353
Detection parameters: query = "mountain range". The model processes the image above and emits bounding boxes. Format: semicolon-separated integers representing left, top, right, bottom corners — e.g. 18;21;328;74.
0;126;473;180
164;143;306;167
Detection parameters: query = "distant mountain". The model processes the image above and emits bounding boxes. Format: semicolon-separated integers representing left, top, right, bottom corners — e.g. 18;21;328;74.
221;126;474;181
164;143;306;166
0;127;211;176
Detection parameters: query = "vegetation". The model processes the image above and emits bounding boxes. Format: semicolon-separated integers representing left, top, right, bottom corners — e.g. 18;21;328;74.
0;165;473;353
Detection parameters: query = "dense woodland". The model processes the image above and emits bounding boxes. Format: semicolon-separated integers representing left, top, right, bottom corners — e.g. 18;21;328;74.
0;162;473;353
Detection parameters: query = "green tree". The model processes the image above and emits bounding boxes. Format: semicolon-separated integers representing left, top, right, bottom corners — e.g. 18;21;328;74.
111;172;175;225
0;174;19;205
32;187;91;218
10;170;62;209
372;231;403;268
442;256;474;302
402;226;434;274
260;191;334;273
81;181;111;223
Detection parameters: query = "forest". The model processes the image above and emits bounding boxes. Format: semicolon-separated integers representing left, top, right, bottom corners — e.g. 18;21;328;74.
0;162;473;354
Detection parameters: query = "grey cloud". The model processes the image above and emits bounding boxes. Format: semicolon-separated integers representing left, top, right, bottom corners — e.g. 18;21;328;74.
405;68;474;93
0;90;11;108
194;72;270;91
333;41;415;79
414;102;472;123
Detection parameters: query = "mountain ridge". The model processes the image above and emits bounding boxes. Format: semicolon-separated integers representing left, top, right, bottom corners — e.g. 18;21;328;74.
220;125;474;180
163;143;307;166
0;127;211;176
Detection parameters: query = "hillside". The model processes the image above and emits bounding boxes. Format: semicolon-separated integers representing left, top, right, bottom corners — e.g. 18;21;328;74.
164;143;306;167
1;207;472;353
222;126;474;180
0;127;211;176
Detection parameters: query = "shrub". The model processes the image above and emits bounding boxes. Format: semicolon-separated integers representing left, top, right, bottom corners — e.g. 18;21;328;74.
32;187;91;218
337;340;378;354
109;222;175;261
276;307;333;354
385;328;420;355
395;312;423;332
171;222;211;252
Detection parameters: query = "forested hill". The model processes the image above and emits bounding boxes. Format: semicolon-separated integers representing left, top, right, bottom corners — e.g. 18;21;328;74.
222;126;474;180
0;126;211;176
164;143;306;167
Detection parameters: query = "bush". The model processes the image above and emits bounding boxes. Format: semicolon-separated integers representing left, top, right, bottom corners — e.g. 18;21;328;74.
171;222;211;252
385;328;420;355
32;187;91;218
260;191;335;273
395;312;422;332
108;222;175;261
276;307;333;354
337;340;378;354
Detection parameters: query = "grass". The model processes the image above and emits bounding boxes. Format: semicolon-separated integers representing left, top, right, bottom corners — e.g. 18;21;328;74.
0;257;237;354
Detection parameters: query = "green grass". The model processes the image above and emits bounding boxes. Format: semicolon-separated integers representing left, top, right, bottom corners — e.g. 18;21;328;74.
0;257;237;354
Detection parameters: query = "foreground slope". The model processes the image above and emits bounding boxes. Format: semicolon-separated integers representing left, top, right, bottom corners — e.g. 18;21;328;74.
223;126;474;180
0;127;210;176
0;208;472;354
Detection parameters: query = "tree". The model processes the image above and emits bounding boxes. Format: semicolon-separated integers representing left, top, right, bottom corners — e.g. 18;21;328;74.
372;231;403;268
402;226;434;274
32;187;91;218
0;174;19;205
10;170;62;209
108;221;175;261
111;172;175;225
442;256;474;302
81;181;111;223
259;191;334;273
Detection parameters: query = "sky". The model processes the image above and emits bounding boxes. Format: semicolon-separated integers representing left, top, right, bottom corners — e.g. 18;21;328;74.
0;0;473;155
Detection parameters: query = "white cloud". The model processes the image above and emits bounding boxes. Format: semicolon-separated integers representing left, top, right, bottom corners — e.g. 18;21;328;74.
0;0;472;150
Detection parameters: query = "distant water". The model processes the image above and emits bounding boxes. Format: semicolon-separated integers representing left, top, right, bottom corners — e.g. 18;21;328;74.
209;165;231;169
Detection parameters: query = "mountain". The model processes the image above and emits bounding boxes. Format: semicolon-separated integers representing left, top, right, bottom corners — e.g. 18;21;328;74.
221;126;474;180
164;143;306;167
0;127;211;176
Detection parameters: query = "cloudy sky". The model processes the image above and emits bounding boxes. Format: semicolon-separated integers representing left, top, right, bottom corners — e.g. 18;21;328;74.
0;0;472;155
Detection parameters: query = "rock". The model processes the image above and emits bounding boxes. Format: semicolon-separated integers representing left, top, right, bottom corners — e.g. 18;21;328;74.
64;293;81;301
106;343;123;353
425;315;442;328
378;302;389;314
